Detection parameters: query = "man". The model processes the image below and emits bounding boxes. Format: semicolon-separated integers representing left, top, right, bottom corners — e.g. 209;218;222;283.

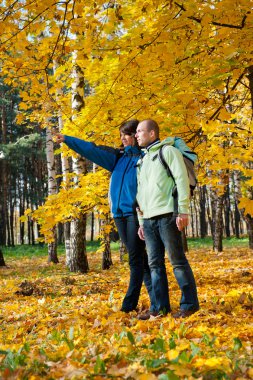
135;119;199;320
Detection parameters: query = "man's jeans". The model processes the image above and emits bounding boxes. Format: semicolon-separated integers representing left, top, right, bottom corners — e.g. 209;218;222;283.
114;215;156;312
143;213;199;314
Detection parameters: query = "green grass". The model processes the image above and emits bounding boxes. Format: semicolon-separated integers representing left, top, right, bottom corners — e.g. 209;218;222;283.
1;236;249;259
187;236;249;249
1;240;116;258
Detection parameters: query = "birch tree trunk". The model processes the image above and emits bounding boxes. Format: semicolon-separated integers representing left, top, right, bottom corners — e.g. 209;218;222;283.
66;55;89;273
1;103;7;247
46;128;59;263
245;65;253;249
0;159;6;265
53;60;71;258
0;159;5;250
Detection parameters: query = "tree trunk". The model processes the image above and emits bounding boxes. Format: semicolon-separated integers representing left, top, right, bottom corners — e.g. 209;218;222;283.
245;66;253;249
0;160;4;246
190;202;195;237
102;239;113;270
31;218;35;245
66;56;89;272
246;216;253;249
48;227;59;263
27;215;31;245
90;212;95;241
0;248;6;266
212;191;224;252
100;217;113;270
199;185;207;238
232;170;242;238
193;196;199;237
53;59;71;259
224;184;231;238
64;222;71;257
208;187;215;239
5;195;10;247
46;128;59;263
68;214;89;272
9;197;15;246
1;103;7;247
234;202;241;239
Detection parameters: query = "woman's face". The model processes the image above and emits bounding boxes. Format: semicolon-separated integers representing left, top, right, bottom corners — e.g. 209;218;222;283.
120;132;136;147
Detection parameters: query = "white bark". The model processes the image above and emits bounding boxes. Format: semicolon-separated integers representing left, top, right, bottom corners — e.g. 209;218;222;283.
66;52;89;272
46;128;57;196
45;127;58;263
53;60;71;258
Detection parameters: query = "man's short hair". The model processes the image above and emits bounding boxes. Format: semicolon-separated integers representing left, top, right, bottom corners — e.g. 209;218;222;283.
142;119;159;137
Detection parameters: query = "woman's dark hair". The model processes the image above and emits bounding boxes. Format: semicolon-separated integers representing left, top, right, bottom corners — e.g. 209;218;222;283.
119;119;139;136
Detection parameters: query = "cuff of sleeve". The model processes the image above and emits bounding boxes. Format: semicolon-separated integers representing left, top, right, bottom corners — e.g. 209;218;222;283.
178;207;189;215
136;209;144;227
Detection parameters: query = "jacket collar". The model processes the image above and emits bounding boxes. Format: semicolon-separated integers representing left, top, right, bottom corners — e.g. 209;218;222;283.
144;139;160;151
124;145;141;154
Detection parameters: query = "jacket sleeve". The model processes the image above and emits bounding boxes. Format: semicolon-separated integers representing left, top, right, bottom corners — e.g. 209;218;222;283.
64;135;119;172
163;146;190;214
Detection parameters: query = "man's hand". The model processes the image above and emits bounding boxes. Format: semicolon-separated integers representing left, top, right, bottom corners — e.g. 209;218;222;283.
52;131;65;144
138;226;145;241
176;214;189;231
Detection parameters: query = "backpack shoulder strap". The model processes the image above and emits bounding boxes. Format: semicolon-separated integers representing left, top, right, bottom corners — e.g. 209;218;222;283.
158;144;175;183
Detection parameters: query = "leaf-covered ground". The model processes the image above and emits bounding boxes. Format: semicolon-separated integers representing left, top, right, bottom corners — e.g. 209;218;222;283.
0;246;252;380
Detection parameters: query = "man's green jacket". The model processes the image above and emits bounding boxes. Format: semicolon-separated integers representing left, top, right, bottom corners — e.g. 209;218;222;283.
136;138;190;225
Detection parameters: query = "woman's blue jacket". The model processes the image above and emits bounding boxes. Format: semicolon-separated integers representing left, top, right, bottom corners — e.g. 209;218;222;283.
64;136;142;218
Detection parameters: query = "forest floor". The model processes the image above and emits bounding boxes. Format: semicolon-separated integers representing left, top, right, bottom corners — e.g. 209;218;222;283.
0;241;252;379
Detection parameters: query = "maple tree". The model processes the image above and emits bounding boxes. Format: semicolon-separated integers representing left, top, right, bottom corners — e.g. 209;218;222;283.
1;0;253;249
1;2;253;376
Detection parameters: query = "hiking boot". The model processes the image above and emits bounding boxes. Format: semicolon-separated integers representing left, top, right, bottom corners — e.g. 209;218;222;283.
173;309;198;319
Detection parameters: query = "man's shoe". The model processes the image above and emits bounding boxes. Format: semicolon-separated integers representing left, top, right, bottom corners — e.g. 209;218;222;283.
173;309;198;319
137;310;165;320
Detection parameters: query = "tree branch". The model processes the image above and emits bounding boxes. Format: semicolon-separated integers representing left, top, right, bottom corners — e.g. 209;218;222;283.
0;1;66;45
174;2;247;29
209;70;246;121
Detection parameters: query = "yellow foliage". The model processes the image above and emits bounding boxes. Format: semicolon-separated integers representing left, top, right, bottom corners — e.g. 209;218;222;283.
238;198;253;217
2;1;253;228
0;246;252;379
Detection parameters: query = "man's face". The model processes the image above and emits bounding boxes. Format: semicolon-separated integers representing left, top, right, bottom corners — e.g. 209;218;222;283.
135;122;154;147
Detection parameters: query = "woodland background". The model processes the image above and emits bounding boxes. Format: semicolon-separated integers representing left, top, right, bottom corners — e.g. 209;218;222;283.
1;0;253;270
0;1;253;378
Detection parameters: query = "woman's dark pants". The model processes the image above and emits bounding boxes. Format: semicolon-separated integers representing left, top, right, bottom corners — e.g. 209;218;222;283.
114;215;155;312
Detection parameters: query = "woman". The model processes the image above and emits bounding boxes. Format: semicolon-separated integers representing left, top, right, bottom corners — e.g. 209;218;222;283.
54;120;155;313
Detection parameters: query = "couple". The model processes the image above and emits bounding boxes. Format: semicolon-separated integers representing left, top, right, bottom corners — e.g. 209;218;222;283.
54;119;199;320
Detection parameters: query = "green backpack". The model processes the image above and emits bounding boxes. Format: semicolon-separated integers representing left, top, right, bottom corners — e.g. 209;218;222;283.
158;137;197;213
